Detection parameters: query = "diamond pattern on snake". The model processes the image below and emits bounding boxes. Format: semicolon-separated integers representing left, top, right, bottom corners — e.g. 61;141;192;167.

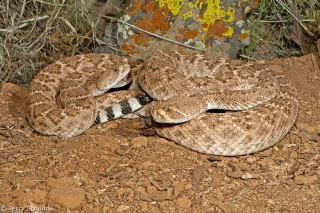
139;51;298;156
27;51;298;156
27;54;150;138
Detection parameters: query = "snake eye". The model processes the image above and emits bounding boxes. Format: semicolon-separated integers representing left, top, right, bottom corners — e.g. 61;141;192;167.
166;107;171;112
114;68;119;72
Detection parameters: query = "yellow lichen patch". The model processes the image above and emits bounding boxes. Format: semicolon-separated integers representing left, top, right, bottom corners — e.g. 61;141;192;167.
189;0;203;9
222;26;234;37
224;7;235;22
201;0;235;32
182;0;203;20
121;0;249;54
183;10;193;20
156;0;184;15
180;0;236;37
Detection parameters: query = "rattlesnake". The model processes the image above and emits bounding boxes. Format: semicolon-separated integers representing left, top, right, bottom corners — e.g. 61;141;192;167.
27;51;298;156
27;54;150;138
139;51;298;156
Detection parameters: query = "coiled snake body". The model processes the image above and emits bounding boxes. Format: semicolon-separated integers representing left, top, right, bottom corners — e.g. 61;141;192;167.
27;51;298;156
139;51;298;156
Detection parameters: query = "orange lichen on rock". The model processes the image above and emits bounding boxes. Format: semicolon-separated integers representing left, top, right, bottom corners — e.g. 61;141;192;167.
131;34;151;47
251;0;261;10
119;0;256;58
122;44;141;55
175;28;200;41
238;31;249;40
205;21;228;39
127;0;142;15
125;1;171;47
132;1;170;33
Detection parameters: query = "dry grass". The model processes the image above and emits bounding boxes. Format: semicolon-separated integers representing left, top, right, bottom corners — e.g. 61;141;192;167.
0;0;99;85
0;0;319;85
245;0;319;60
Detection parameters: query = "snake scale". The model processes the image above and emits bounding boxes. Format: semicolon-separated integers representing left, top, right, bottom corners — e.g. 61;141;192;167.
27;51;298;156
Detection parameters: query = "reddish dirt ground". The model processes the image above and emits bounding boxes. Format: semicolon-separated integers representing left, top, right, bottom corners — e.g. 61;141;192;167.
0;54;319;213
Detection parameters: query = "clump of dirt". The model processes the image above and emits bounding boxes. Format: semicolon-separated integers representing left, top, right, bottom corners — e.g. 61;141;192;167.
0;54;319;212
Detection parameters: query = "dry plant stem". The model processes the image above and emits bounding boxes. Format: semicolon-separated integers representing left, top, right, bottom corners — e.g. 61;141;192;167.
80;0;109;43
27;2;60;49
274;0;314;36
105;147;133;174
1;0;97;84
0;130;11;138
103;193;113;207
59;17;77;34
21;16;49;24
239;54;257;60
18;0;27;26
0;145;20;151
34;0;66;7
96;43;141;60
2;124;19;144
1;124;16;138
102;15;204;51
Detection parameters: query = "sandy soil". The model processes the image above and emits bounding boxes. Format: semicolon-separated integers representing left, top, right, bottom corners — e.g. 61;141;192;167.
0;54;319;213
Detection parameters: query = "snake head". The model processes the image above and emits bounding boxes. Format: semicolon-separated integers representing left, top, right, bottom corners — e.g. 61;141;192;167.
96;63;131;91
151;96;205;123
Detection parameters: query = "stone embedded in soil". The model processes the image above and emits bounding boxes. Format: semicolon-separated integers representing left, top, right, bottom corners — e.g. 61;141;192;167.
139;201;149;212
94;135;120;152
29;189;47;201
192;166;205;190
14;194;29;207
117;205;130;212
176;195;192;208
294;175;318;185
296;123;319;133
269;64;284;73
45;177;78;187
1;83;28;99
132;136;148;148
0;195;11;203
141;191;172;202
173;180;187;194
47;187;85;210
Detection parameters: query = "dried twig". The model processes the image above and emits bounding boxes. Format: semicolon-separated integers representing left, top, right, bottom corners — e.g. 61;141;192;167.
274;0;314;37
0;0;96;84
105;147;133;174
1;124;16;138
